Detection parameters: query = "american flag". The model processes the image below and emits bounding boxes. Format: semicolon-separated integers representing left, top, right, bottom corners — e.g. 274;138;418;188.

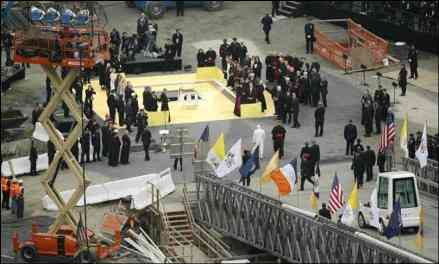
378;112;396;153
76;213;88;248
328;173;344;214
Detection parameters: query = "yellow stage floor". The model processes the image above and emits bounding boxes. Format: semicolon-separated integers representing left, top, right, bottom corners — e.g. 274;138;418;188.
89;68;274;127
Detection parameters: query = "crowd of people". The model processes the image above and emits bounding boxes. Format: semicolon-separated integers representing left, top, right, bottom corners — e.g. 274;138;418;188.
328;1;438;34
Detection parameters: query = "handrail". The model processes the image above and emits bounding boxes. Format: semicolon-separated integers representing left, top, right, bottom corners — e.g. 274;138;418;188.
192;222;233;258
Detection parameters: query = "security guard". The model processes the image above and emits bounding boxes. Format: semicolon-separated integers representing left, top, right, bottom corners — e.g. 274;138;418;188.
1;175;11;210
16;180;24;219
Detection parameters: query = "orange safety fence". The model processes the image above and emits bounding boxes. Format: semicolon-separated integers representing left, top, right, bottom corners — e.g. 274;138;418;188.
347;18;389;66
314;18;389;71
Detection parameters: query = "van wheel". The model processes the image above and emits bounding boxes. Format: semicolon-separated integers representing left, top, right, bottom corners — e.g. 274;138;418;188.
358;213;367;228
21;245;38;262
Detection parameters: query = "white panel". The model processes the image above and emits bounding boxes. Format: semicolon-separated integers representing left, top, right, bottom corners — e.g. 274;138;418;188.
41;169;175;211
2;154;48;177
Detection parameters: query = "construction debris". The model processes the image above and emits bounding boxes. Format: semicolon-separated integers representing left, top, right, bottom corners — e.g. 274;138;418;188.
124;228;170;263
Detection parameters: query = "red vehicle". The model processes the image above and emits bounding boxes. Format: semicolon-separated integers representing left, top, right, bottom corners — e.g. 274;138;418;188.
12;223;121;262
12;224;91;262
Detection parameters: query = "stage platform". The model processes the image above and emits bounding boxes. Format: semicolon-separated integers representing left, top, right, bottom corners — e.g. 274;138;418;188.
89;67;274;127
122;55;182;74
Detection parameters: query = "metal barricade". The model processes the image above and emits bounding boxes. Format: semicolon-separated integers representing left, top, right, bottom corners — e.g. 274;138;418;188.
401;157;438;198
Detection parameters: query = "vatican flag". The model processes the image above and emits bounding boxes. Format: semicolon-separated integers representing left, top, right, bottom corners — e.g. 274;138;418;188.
341;182;358;226
400;113;408;158
215;139;242;178
206;133;225;170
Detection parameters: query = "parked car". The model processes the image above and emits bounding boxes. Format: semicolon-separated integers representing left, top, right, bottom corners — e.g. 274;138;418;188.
126;1;224;19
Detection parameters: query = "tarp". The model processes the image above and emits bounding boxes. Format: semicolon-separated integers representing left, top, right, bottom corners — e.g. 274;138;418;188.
1;154;48;176
41;168;175;211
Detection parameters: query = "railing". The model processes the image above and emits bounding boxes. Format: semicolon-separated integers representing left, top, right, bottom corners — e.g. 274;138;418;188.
402;157;438;198
195;174;434;263
183;186;233;260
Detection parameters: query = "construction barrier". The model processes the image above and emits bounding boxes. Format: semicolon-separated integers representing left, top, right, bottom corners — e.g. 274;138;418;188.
314;18;389;71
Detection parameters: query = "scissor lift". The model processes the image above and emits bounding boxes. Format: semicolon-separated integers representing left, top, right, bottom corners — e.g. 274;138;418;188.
12;24;110;235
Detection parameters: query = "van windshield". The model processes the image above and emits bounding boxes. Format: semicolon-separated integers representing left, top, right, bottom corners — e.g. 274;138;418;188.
393;177;418;208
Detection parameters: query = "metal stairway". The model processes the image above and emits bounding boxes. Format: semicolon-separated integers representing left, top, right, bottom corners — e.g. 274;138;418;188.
278;1;304;18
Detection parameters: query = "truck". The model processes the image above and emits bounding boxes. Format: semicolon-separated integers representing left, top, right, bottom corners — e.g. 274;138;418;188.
357;171;421;235
126;1;224;19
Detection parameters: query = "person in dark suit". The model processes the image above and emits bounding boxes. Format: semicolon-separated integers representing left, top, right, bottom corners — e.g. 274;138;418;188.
407;44;418;79
314;103;325;137
408;134;416;159
291;93;301;128
29;140;38;176
398;64;408;96
172;29;183;57
80;129;91;164
142;128;152;161
304;23;315;53
318;203;331;220
135;110;147;143
176;0;184;16
364;145;376;182
108;130;121;167
320;77;328;107
272;121;286;159
197;49;206;67
159;89;169;112
344;120;357;156
91;129;101;162
261;14;273;44
120;132;131;165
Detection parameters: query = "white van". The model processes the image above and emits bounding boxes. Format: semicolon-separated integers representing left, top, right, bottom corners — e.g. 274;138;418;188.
358;171;421;234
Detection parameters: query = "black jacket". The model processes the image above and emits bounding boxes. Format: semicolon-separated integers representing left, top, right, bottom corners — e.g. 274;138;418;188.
314;106;325;122
344;123;357;141
141;129;152;146
261;15;273;32
319;208;331;220
172;32;183;46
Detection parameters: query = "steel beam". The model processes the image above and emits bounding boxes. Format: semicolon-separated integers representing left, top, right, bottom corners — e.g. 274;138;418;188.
39;65;91;234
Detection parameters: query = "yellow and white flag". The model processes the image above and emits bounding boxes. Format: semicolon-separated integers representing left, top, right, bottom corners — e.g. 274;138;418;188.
215;139;242;178
206;133;225;170
259;151;280;184
415;122;428;168
400;113;408;158
341;182;358;226
415;206;425;250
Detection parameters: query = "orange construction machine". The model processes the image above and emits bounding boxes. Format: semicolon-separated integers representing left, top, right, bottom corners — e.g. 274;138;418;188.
12;223;121;262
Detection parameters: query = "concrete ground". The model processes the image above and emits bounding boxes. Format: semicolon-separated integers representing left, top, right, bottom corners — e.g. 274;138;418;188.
1;1;438;263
